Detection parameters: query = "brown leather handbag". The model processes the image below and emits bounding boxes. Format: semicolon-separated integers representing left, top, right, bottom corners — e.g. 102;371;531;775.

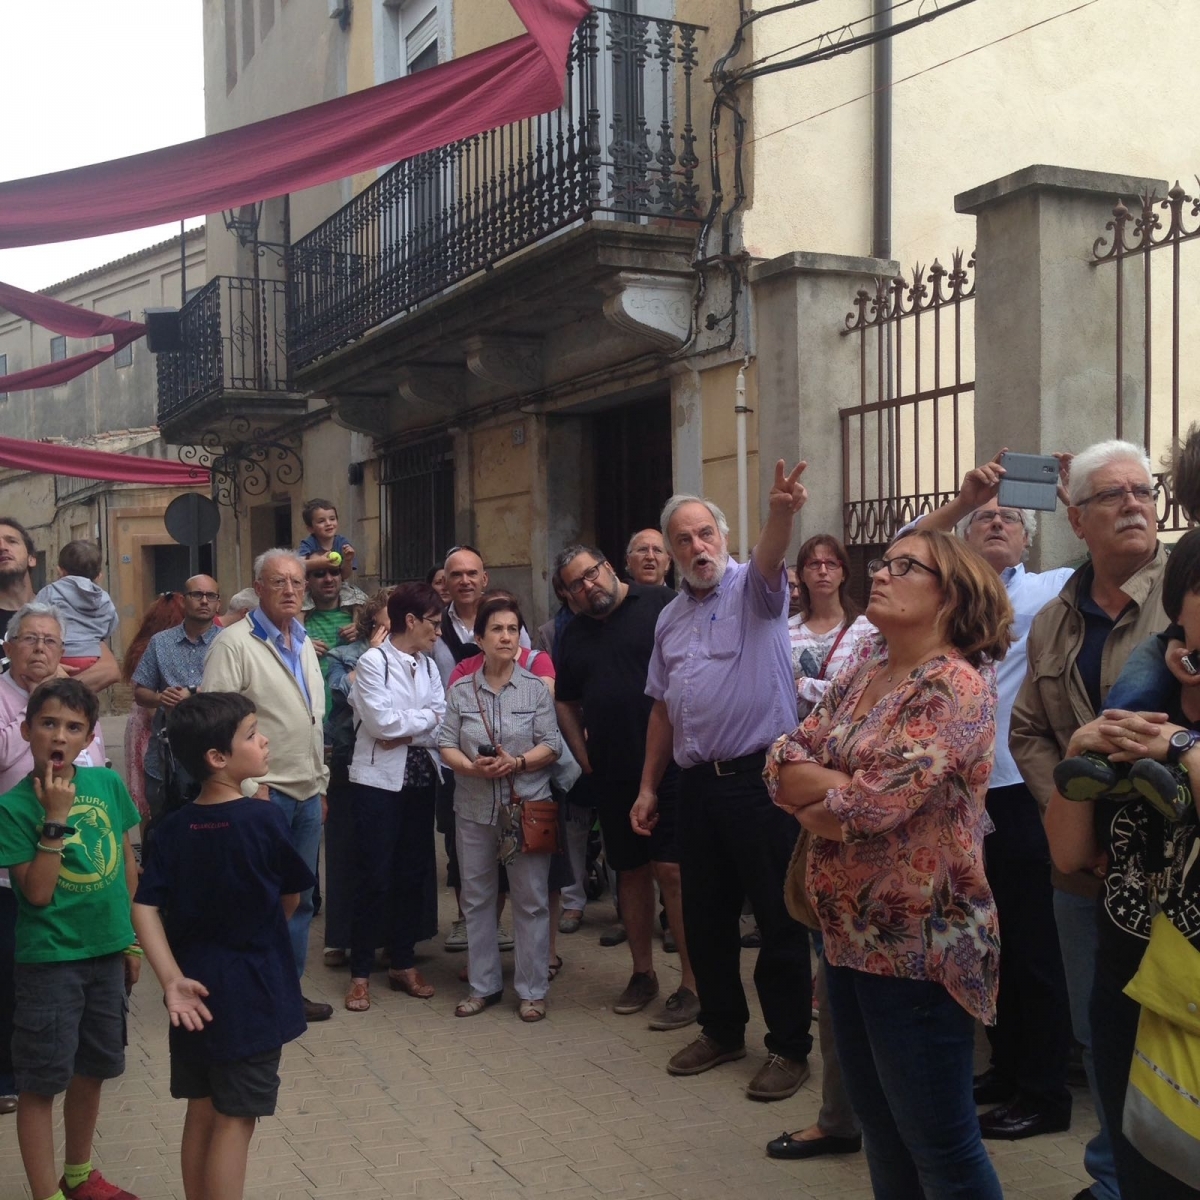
783;827;821;929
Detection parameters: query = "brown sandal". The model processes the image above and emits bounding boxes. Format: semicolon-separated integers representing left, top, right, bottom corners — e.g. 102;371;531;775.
519;998;547;1022
388;967;435;998
344;979;370;1012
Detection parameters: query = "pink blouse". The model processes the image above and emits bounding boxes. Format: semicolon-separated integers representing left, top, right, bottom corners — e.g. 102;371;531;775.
765;634;1000;1023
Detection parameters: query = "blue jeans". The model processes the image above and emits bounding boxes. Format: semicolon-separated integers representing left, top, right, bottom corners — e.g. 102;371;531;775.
1105;632;1173;712
824;964;1001;1200
269;788;323;978
1054;890;1121;1200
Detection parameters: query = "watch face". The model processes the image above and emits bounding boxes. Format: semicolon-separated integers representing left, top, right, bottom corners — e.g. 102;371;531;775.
1172;730;1197;750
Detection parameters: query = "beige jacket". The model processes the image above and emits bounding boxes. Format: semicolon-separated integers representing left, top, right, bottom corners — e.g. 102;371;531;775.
1010;545;1168;897
201;613;329;801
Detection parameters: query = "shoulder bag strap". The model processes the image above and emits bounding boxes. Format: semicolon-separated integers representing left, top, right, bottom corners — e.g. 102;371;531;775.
817;621;853;682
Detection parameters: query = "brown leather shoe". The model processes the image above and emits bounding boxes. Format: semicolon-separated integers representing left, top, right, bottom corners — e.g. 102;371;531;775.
388;967;435;998
302;996;334;1022
666;1032;746;1076
746;1053;809;1100
613;971;659;1014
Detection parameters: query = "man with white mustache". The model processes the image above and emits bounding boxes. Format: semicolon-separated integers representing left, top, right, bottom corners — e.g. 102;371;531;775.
1011;438;1168;1200
631;462;814;1101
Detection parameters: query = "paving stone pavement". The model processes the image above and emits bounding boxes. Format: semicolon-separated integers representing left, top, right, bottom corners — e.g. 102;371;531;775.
0;717;1101;1199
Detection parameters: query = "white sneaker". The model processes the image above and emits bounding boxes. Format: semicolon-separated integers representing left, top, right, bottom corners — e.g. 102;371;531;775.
445;918;468;951
497;923;515;951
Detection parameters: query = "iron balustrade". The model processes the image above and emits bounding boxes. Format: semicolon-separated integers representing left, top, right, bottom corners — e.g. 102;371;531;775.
288;7;704;369
156;276;292;425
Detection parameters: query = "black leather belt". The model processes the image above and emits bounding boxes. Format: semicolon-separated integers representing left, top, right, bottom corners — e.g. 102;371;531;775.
684;750;766;778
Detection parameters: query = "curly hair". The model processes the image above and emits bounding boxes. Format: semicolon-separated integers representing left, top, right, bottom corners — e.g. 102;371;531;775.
122;592;185;681
350;588;393;643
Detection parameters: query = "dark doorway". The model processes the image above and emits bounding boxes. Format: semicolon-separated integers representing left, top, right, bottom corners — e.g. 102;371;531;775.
152;543;215;595
592;395;673;572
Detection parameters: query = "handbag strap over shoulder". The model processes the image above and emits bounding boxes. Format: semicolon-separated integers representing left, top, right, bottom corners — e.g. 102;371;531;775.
817;621;852;682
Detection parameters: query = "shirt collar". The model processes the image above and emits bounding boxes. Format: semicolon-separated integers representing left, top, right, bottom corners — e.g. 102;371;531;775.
1000;563;1024;586
250;607;308;648
173;622;218;646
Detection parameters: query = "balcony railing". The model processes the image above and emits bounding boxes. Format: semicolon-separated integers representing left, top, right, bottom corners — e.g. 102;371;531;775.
156;276;292;425
288;6;705;368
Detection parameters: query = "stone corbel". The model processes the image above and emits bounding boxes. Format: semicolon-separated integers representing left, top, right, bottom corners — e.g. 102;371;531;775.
331;394;394;438
464;336;543;392
395;365;468;412
599;271;693;349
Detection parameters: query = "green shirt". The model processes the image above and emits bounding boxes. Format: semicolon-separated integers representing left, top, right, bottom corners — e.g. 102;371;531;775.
0;767;140;963
304;607;353;719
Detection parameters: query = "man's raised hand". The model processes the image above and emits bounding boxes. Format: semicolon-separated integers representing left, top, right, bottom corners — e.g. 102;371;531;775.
769;459;809;515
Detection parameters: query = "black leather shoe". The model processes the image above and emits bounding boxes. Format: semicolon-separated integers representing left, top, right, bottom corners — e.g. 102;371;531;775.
972;1068;1016;1106
302;996;334;1022
978;1098;1071;1140
766;1130;862;1160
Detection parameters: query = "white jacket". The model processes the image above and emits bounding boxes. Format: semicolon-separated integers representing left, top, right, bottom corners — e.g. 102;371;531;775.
348;641;445;789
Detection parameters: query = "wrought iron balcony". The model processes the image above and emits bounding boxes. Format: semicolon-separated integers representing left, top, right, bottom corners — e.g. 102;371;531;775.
156;275;303;440
288;6;705;370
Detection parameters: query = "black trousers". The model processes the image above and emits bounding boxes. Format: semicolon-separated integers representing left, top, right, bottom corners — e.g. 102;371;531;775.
0;885;15;1088
322;764;355;949
349;781;436;978
677;761;812;1060
983;783;1073;1109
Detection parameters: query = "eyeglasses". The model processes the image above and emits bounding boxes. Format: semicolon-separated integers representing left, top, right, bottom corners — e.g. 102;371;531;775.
1074;484;1160;508
14;634;62;650
184;590;220;601
421;614;443;629
868;555;940;580
563;562;608;595
262;577;305;592
803;559;842;573
306;568;341;580
968;509;1024;527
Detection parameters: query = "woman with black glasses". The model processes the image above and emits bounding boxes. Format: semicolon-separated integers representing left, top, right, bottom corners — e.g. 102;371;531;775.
766;531;1013;1199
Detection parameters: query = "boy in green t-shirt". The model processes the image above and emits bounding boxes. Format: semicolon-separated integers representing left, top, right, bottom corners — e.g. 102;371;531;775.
0;679;142;1200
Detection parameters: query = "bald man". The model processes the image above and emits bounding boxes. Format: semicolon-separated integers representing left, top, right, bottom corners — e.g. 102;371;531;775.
625;529;670;587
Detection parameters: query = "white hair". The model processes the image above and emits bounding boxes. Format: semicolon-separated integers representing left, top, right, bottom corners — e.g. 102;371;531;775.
624;528;664;559
660;494;730;546
253;548;305;581
226;587;259;615
1068;440;1153;506
4;601;66;644
954;506;1038;539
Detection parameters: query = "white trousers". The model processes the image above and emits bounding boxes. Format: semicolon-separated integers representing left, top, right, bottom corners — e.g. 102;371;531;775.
456;814;551;1000
558;804;591;913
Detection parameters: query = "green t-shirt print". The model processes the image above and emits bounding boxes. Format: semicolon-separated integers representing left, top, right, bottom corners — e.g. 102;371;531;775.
0;766;140;963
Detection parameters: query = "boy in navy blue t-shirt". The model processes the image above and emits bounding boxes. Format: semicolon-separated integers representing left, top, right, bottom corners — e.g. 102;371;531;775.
133;693;314;1200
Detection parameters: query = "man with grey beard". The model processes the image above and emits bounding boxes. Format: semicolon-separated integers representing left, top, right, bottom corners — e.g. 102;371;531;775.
553;546;699;1029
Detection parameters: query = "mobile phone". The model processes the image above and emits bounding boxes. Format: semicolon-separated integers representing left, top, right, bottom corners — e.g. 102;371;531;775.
1182;650;1200;677
997;452;1060;512
478;743;498;757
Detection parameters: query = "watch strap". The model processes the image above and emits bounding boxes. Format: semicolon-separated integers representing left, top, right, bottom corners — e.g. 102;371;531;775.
1168;729;1200;766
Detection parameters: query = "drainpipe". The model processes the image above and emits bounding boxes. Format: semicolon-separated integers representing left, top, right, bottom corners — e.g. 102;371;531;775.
735;359;750;562
872;0;892;261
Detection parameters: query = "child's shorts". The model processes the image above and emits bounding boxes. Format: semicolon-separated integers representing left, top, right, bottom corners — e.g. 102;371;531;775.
12;953;127;1095
170;1048;282;1118
59;655;100;673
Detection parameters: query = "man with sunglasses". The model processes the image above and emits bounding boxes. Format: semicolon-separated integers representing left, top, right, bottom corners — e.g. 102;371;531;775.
903;451;1081;1144
132;575;222;821
300;557;367;722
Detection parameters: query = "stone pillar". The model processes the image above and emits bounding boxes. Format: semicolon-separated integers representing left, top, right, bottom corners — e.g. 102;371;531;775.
749;251;899;558
956;165;1166;570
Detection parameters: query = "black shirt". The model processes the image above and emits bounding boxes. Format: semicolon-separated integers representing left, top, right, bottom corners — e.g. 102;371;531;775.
555;584;675;782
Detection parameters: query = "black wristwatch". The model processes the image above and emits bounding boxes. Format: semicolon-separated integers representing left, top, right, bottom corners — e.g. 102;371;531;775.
1167;729;1200;766
41;821;76;840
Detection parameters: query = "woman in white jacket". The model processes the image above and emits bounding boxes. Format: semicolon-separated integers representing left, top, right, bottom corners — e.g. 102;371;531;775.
344;582;445;1012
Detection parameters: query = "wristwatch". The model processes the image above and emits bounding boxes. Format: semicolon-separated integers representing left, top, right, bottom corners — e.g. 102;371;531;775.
41;821;76;840
1167;729;1200;766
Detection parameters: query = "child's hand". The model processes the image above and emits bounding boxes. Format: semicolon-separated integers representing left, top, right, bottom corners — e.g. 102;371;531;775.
310;638;330;657
33;763;75;821
338;623;359;642
1165;640;1200;686
342;544;356;562
164;978;213;1031
123;952;141;994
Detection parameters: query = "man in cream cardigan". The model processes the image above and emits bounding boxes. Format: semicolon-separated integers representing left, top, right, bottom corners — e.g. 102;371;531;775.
202;548;332;1022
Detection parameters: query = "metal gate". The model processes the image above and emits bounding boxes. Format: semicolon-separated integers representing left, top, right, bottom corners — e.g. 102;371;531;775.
379;437;455;584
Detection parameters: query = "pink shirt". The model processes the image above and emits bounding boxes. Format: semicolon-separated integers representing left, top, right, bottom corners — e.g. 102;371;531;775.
447;647;555;687
765;633;1000;1023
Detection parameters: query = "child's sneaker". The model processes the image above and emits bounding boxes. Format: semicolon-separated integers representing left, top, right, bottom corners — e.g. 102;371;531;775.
1129;759;1194;822
1053;752;1123;801
60;1170;139;1199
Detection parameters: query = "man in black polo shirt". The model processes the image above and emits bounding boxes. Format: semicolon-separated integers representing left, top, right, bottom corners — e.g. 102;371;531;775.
554;544;699;1030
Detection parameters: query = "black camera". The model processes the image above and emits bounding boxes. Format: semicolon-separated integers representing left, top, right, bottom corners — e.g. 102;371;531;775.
478;743;498;757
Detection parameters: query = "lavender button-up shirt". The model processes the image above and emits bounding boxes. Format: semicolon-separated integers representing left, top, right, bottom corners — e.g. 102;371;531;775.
646;557;796;768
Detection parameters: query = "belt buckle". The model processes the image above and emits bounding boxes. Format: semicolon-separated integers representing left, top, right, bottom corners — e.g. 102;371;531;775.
713;758;733;777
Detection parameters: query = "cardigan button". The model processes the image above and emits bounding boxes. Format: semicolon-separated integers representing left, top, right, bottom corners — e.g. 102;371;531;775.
1189;1002;1198;1014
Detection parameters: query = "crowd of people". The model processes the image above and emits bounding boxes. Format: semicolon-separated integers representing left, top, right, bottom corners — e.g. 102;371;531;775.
0;444;1197;1200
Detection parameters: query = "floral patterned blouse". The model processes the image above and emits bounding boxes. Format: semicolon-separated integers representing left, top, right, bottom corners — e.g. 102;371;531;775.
765;633;1001;1023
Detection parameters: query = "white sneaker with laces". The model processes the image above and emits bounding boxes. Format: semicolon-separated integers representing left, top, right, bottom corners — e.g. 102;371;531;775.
444;918;468;951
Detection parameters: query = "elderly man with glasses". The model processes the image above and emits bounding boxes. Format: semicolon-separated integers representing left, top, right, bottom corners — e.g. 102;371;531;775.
903;452;1079;1145
131;575;222;821
202;550;332;1022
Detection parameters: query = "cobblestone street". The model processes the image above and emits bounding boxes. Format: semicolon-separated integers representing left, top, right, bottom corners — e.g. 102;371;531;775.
0;717;1101;1200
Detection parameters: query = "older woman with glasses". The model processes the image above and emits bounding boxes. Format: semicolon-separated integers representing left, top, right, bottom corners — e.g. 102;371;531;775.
766;531;1013;1200
343;583;445;1012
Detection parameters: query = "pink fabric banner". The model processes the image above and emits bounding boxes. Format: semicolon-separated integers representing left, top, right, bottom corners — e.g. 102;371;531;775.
0;281;146;393
0;435;209;487
0;0;591;250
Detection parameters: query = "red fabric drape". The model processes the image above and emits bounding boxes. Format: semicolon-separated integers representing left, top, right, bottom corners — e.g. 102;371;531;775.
0;281;145;393
0;0;591;249
0;435;209;487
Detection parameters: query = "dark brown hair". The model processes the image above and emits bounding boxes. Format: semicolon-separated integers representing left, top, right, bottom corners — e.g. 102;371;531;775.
387;582;441;631
351;588;393;642
474;592;524;640
59;539;102;580
795;534;860;627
